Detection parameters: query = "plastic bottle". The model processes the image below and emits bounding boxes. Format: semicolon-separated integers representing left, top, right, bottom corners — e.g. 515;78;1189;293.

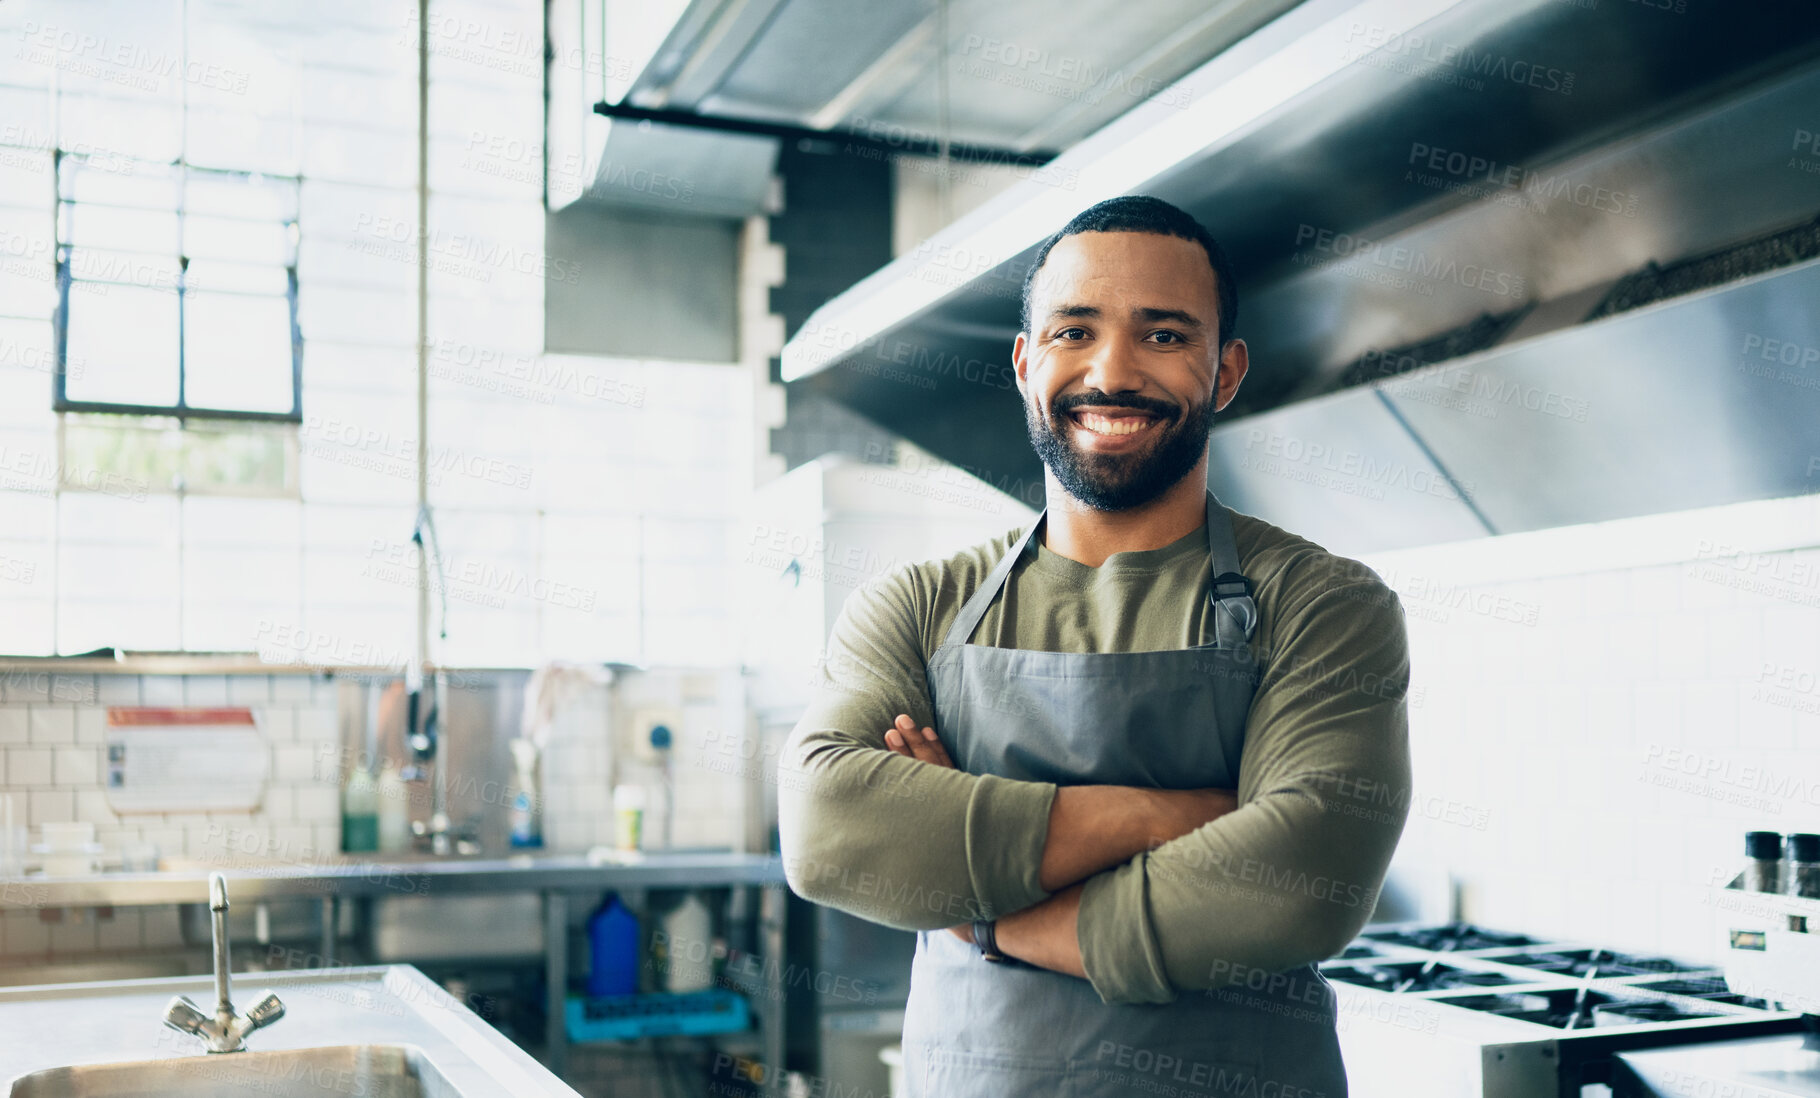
586;893;641;997
507;739;543;848
614;784;645;851
658;892;715;993
341;764;378;853
376;758;411;854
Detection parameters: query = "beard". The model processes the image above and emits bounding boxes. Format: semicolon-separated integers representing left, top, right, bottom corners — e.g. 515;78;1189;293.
1024;389;1215;512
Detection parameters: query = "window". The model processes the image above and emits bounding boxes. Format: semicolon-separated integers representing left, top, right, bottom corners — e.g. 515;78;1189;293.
54;154;302;422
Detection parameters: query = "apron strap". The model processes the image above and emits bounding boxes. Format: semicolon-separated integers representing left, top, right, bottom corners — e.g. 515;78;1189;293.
941;509;1049;649
941;490;1259;649
1204;489;1259;647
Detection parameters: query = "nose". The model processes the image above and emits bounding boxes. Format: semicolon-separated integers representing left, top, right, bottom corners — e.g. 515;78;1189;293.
1077;334;1146;398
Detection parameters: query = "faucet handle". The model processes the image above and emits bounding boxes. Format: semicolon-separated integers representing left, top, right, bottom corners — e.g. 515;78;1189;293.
221;991;285;1050
243;991;285;1032
163;995;210;1034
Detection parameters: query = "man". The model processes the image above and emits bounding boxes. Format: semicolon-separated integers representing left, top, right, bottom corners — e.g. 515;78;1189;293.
777;195;1412;1097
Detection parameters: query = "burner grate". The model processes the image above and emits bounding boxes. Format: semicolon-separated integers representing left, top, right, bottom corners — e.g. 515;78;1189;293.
1359;923;1539;952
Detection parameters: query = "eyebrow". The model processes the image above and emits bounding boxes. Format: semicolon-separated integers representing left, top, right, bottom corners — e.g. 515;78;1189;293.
1047;304;1206;330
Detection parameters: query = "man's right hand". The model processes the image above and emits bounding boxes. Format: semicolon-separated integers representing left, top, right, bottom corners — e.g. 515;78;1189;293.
883;713;956;770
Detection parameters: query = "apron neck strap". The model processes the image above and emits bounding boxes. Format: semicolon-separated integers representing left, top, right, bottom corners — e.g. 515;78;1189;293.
941;489;1258;649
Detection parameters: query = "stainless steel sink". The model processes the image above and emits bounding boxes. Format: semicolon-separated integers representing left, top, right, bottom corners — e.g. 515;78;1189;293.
9;1044;455;1098
0;965;582;1098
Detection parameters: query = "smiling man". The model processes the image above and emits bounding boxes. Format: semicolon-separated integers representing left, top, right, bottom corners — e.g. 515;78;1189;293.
778;196;1413;1097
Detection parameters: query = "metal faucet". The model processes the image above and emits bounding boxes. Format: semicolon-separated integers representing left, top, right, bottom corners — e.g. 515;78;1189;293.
162;871;285;1053
403;503;460;855
405;664;453;855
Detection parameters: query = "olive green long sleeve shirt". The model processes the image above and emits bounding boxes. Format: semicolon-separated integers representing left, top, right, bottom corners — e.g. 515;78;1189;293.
775;506;1413;1005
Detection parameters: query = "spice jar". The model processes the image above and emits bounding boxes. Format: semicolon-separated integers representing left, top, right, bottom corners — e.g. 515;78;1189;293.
1744;831;1784;892
1786;833;1820;900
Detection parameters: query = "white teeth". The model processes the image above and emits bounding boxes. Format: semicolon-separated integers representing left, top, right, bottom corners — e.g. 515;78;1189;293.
1074;412;1155;436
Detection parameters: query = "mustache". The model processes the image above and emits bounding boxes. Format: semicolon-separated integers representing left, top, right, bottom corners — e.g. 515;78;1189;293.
1050;392;1181;420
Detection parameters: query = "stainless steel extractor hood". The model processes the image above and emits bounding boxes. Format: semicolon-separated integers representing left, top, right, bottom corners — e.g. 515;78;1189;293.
777;0;1820;548
1210;257;1820;555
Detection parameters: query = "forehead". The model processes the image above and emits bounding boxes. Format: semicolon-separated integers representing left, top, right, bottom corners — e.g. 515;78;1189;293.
1031;230;1217;314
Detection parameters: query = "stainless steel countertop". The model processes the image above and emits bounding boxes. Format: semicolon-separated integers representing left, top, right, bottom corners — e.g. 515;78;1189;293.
0;849;786;908
0;964;583;1096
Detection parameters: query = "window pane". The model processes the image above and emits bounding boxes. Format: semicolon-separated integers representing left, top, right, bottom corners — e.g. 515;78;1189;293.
185;213;292;263
185;259;290;295
65;248;183;292
63;283;180;405
184;290;294;412
59;413;292;498
60;202;180;253
60;158;180;207
61;414;179;497
182;420;296;495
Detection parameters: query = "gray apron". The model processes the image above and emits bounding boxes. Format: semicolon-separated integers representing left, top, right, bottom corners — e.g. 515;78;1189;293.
901;490;1348;1098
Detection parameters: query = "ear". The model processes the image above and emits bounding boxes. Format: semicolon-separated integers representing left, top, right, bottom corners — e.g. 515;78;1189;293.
1012;331;1031;399
1214;338;1249;412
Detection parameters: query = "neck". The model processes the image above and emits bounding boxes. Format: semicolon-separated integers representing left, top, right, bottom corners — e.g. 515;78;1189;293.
1040;463;1209;567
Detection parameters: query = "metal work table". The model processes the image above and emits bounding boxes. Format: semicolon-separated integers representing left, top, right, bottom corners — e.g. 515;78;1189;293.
1;850;791;1089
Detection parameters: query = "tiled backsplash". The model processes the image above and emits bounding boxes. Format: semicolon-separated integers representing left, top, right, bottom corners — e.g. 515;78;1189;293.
1362;493;1820;963
0;672;342;958
0;665;752;962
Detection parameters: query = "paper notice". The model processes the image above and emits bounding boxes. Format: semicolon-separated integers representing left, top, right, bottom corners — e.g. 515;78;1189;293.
104;707;271;814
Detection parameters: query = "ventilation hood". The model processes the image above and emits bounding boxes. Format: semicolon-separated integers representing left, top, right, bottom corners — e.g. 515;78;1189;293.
1211;257;1820;556
777;0;1820;550
549;0;1300;217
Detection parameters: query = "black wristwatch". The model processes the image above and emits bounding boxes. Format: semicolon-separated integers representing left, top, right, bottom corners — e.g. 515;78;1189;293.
971;919;1016;964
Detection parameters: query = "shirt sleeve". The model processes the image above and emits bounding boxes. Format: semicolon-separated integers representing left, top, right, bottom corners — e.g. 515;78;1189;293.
1073;571;1414;1004
776;566;1060;930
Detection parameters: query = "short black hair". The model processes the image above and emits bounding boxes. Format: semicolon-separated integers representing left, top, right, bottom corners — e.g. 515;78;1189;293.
1020;195;1237;347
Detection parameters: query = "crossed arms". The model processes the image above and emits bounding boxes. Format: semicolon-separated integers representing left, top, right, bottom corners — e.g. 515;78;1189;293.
775;561;1414;1004
880;712;1238;978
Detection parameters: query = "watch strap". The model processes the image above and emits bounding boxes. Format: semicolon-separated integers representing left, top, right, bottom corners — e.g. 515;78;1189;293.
971;919;1012;964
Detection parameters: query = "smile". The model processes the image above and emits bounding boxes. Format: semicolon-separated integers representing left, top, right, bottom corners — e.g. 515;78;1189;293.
1068;410;1163;437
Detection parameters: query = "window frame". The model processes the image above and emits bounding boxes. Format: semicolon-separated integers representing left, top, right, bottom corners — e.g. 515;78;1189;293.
51;153;305;425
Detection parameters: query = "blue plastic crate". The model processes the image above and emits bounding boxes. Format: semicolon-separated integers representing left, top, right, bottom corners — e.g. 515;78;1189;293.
564;988;751;1043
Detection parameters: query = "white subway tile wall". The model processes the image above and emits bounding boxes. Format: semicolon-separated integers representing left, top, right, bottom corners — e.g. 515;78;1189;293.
536;667;750;854
1364;498;1820;965
0;672;344;960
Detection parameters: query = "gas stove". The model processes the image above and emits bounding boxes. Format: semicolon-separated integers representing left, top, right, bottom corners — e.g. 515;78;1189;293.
1324;959;1533;993
1326;922;1808;1098
1358;923;1542;952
